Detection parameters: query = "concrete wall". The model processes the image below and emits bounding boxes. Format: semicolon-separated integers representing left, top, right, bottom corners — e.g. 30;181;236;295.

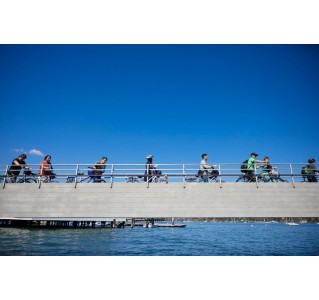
0;182;318;220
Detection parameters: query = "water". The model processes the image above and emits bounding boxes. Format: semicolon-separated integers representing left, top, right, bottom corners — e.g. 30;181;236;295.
1;222;319;256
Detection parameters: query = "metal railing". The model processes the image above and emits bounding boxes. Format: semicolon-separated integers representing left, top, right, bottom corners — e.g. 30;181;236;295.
0;163;318;189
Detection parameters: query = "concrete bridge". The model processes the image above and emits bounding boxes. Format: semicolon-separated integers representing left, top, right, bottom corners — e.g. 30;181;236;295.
0;182;318;221
1;162;318;223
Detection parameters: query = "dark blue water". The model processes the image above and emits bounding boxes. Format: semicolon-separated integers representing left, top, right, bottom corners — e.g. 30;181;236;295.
1;222;319;256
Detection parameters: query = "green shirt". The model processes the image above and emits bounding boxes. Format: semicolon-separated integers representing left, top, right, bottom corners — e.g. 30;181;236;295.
247;157;255;170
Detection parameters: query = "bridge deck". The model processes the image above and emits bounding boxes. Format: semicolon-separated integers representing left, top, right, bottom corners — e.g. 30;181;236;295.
0;182;318;220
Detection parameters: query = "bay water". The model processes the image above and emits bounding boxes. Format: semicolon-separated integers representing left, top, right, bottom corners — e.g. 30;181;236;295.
1;222;319;256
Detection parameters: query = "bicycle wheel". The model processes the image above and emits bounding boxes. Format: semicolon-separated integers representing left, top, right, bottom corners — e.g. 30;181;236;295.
25;178;37;183
79;177;92;183
236;176;245;182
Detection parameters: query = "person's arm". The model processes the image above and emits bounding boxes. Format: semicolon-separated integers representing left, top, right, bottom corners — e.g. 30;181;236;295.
12;160;20;166
92;161;99;169
13;159;30;169
202;163;212;169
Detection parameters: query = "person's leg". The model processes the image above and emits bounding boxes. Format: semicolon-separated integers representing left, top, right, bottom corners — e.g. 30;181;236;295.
307;175;314;182
201;175;208;182
8;172;16;183
247;171;254;182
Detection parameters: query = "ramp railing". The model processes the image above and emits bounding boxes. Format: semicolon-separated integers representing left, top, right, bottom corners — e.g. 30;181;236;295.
0;163;317;189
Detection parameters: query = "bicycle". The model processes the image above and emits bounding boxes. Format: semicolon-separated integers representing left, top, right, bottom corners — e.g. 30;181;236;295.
126;169;164;183
236;171;256;182
66;168;109;183
4;170;38;183
258;168;288;183
38;174;59;183
185;169;221;183
126;175;144;183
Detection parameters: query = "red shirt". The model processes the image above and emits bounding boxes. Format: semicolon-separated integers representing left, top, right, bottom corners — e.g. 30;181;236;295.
38;161;51;175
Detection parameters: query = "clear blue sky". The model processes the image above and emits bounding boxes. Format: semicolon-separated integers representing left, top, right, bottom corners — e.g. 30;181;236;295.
0;45;318;165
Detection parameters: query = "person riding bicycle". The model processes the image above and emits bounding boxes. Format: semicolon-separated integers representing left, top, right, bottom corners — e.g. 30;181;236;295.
90;157;107;183
304;158;318;182
199;153;214;182
8;154;31;183
38;155;55;182
144;155;161;182
258;156;272;182
246;153;264;181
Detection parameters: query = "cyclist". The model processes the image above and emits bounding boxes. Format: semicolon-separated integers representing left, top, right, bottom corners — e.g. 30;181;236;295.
90;156;107;183
199;153;214;182
7;154;31;183
247;153;264;181
258;156;272;181
144;154;159;182
38;155;55;182
306;158;318;182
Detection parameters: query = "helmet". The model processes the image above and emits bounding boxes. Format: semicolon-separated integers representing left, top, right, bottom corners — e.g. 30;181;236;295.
146;154;153;159
308;158;316;163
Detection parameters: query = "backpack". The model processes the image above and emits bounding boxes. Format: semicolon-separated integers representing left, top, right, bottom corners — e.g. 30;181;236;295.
301;165;312;175
241;160;249;173
269;168;279;177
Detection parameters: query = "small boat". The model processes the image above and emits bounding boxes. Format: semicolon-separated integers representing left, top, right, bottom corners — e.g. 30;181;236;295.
156;223;186;228
287;222;300;226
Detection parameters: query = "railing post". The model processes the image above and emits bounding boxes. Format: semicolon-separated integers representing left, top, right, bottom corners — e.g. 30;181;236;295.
2;165;9;189
38;164;43;189
254;163;258;188
219;164;222;188
290;163;295;188
183;164;186;188
74;164;79;188
147;164;150;188
110;164;114;188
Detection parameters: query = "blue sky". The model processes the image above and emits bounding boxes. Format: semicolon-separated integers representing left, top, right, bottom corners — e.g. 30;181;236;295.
0;45;318;166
